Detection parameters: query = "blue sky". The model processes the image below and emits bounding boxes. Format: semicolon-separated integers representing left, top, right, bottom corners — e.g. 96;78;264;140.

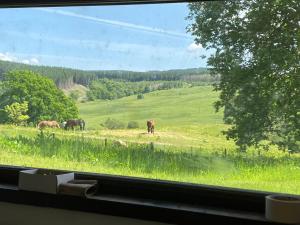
0;3;209;71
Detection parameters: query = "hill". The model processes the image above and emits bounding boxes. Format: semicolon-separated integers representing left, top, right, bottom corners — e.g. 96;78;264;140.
0;60;213;89
62;84;89;102
78;86;231;149
79;85;222;128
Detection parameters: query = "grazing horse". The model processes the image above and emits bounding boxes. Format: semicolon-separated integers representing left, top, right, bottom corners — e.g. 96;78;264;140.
37;120;60;129
147;120;155;134
65;119;85;131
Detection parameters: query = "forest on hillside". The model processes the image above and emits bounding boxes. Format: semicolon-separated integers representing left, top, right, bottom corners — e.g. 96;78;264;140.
0;60;218;88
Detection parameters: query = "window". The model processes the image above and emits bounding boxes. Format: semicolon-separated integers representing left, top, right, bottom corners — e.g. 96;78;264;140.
0;0;299;196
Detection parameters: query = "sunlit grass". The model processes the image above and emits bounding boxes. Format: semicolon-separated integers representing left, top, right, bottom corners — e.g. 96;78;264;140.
0;127;299;195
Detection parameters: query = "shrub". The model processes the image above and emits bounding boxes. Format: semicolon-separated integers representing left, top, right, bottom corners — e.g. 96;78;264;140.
4;101;30;125
137;94;144;100
127;121;139;129
101;118;126;130
69;90;80;101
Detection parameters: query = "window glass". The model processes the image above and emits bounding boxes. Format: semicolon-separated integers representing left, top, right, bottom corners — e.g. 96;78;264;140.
0;1;299;195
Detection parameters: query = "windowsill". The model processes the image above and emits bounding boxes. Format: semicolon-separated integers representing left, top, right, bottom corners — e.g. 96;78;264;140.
0;166;288;225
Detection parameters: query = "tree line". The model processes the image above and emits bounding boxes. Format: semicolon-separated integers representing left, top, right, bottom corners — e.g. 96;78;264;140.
0;60;215;88
87;79;187;101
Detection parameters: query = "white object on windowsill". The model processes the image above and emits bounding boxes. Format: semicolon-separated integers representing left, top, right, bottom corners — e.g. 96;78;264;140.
265;194;300;224
18;169;74;194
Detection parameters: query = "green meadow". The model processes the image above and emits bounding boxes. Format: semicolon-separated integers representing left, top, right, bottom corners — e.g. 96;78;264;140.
0;86;299;195
79;86;234;150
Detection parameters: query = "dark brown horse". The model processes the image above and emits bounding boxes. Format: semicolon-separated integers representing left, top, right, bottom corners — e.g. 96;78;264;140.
147;120;155;134
64;119;85;131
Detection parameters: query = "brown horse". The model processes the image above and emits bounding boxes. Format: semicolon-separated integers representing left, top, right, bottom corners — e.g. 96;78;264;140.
64;119;85;131
147;120;155;134
37;120;60;129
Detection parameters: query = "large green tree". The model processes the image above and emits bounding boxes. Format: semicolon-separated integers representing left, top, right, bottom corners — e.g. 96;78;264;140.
187;0;300;151
0;70;78;123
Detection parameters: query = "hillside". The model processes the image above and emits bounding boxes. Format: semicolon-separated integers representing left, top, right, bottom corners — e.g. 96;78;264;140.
79;86;222;128
78;86;231;149
62;84;89;101
0;60;213;89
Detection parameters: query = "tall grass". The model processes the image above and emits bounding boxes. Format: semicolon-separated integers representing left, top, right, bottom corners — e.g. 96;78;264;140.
1;131;228;175
0;129;299;195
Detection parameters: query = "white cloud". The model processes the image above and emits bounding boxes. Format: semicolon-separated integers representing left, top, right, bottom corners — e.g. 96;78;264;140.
0;52;17;62
187;43;203;52
29;57;39;64
21;59;30;64
0;52;39;65
38;8;192;40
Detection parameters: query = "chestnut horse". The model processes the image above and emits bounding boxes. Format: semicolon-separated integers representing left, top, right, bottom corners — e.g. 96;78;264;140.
147;120;155;134
37;120;60;129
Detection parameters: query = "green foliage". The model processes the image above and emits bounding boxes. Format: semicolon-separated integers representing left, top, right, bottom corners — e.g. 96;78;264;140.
101;118;126;130
0;70;78;123
69;90;80;101
137;94;144;100
87;78;187;101
4;101;29;125
127;121;139;129
187;1;300;151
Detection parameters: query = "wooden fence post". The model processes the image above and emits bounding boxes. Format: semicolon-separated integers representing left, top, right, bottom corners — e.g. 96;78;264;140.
150;142;154;151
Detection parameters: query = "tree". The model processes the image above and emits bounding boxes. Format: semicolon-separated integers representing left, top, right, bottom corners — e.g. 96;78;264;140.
69;90;80;101
0;70;78;124
137;94;144;100
4;101;29;125
187;1;300;151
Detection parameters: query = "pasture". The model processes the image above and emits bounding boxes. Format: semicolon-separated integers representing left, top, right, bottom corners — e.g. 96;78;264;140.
0;86;299;195
79;86;234;150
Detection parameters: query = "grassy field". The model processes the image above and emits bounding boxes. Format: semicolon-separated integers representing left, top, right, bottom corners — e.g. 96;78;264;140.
0;86;299;195
79;86;235;151
79;86;223;129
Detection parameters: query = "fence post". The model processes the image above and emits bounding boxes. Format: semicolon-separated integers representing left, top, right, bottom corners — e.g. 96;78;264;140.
224;149;227;157
150;142;154;151
104;138;107;147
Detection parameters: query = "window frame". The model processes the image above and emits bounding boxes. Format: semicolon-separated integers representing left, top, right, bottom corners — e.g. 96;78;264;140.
0;1;295;224
0;0;199;8
0;164;288;225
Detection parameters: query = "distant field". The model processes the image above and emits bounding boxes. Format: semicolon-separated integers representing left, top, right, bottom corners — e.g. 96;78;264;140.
79;86;222;129
78;86;235;150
